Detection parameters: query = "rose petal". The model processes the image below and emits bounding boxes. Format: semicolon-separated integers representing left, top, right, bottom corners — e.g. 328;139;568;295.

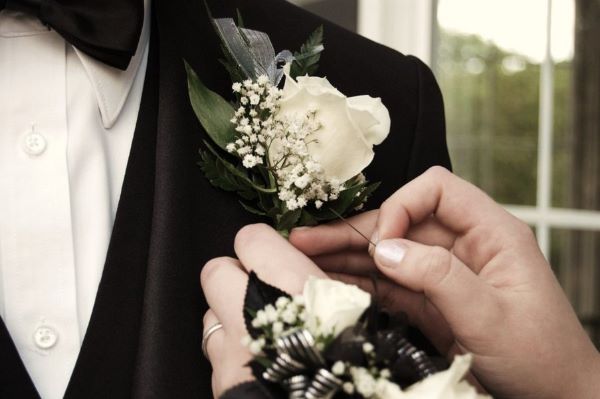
277;88;375;182
347;95;391;145
296;76;344;97
399;354;490;399
303;277;371;337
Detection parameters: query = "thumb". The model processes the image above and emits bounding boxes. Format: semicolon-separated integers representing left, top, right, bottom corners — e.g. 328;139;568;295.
373;239;499;335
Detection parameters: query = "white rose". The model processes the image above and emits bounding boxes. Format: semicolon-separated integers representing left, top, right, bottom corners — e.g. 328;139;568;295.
276;74;391;182
377;354;491;399
303;276;371;337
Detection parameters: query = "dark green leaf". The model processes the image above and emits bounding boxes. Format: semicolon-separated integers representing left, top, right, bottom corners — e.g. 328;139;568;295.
290;26;324;78
350;181;381;209
203;141;277;194
236;9;245;28
240;201;267;216
298;210;318;227
276;208;302;232
312;183;367;221
185;61;236;150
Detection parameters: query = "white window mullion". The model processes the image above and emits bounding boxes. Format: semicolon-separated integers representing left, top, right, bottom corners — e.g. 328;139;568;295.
358;0;434;66
536;0;555;259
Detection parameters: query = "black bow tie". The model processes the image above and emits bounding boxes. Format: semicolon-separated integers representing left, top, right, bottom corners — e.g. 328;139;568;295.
0;0;144;70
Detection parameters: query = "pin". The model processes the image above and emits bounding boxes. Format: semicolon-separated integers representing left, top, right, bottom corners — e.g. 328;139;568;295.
329;208;377;247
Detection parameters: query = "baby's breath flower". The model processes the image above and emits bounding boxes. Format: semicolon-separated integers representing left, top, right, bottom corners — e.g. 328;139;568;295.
342;382;355;395
250;94;260;105
248;338;265;355
275;296;290;309
272;321;284;335
264;304;278;323
252;310;268;327
232;82;242;92
351;367;377;397
332;361;346;376
281;308;297;325
363;342;374;354
257;75;270;85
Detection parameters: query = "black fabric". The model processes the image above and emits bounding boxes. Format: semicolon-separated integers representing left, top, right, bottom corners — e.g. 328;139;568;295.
221;381;273;399
1;0;144;70
0;0;451;398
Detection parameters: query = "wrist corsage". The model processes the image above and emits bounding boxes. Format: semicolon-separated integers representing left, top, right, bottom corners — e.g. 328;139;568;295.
242;273;491;399
186;14;390;235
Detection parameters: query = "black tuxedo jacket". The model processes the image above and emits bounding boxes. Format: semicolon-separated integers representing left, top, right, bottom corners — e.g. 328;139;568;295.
0;0;450;397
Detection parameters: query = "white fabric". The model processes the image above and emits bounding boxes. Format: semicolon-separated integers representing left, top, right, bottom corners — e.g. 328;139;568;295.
0;3;150;398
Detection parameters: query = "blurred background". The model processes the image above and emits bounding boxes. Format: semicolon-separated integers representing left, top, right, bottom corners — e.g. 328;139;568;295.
288;0;600;347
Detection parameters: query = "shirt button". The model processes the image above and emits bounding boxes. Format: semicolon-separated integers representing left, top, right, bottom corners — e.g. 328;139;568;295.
22;131;47;156
33;326;58;349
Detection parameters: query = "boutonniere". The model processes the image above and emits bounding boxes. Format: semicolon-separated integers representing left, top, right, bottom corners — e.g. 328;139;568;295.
186;14;390;235
241;273;491;398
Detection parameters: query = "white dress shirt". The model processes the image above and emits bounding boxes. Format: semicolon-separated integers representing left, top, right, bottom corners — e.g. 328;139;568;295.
0;3;150;399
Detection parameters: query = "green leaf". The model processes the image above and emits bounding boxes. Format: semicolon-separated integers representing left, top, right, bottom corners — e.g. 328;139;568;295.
203;141;277;194
199;150;243;193
236;8;245;28
276;209;302;232
290;26;324;78
239;201;267;216
185;61;236;151
312;183;367;221
298;210;318;227
351;181;381;208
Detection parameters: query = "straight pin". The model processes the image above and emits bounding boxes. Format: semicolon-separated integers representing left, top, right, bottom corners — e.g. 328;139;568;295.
328;208;377;248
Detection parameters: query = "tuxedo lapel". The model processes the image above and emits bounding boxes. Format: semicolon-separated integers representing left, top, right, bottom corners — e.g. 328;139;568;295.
130;3;258;397
62;16;160;399
0;318;39;398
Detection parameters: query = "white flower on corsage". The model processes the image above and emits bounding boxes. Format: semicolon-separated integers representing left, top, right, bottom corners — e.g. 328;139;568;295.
276;73;391;182
303;276;371;338
375;354;490;399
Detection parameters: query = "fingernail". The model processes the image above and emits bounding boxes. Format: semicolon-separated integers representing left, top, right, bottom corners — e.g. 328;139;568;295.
375;240;407;268
368;231;379;256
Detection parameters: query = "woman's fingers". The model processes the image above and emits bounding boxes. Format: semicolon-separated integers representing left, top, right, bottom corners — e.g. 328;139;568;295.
373;238;501;337
200;257;248;333
406;216;456;249
289;210;378;256
312;252;377;276
376;167;498;238
234;224;328;294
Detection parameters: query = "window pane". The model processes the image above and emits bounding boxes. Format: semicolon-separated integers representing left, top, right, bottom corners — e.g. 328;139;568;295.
551;229;600;348
435;0;548;206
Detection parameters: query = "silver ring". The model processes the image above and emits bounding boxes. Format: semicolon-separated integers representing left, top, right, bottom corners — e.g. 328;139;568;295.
202;323;224;359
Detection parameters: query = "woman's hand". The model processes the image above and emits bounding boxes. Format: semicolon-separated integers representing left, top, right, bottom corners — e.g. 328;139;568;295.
200;224;328;397
290;166;600;399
